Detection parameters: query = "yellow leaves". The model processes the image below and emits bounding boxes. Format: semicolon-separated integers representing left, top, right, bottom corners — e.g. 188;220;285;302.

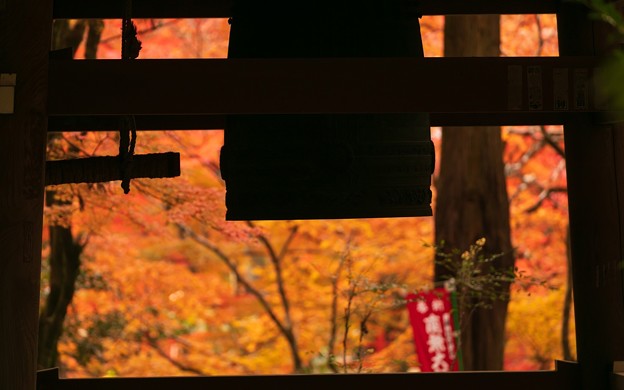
505;288;575;370
125;318;143;334
46;13;573;377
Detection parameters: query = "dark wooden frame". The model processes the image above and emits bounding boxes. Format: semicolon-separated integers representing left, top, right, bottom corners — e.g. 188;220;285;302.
1;1;623;389
37;361;581;389
47;57;603;126
51;0;561;19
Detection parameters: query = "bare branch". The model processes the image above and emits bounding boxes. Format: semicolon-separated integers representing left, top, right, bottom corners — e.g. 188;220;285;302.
342;254;356;373
178;223;302;371
356;311;373;373
535;15;544;56
246;221;296;328
245;222;303;370
145;335;209;376
326;242;350;373
100;19;181;44
524;186;568;213
60;134;93;157
179;224;289;335
505;136;547;179
277;225;299;261
539;125;566;158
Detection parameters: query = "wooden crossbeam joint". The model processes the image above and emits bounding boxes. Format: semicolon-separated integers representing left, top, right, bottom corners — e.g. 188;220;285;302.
45;152;181;186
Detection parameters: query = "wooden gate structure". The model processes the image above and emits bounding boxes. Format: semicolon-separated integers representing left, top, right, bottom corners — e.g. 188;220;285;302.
1;0;624;389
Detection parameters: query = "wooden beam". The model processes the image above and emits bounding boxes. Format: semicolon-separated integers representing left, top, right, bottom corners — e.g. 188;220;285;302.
48;57;602;118
37;361;581;390
45;153;181;186
52;0;561;19
48;112;601;132
48;116;225;132
0;0;53;389
416;0;560;15
558;2;624;389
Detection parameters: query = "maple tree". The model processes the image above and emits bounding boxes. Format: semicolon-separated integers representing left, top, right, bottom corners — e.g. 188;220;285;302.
434;13;513;371
45;126;435;375
40;13;574;377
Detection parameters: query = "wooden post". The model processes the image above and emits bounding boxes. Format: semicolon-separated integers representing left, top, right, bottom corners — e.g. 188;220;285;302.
0;0;53;389
558;3;624;389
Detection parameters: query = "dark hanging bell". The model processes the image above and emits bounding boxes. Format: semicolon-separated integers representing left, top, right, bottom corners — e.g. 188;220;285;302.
220;0;434;220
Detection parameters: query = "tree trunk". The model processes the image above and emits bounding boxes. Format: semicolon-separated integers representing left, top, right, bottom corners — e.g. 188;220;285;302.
434;15;514;371
561;224;574;361
37;206;83;369
37;19;103;370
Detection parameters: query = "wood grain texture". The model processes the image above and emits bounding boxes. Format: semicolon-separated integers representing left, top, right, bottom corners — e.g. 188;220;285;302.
558;3;624;389
0;0;53;389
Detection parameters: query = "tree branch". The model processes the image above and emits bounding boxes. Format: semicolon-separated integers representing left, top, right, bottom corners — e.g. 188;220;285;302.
326;245;349;373
524;186;568;213
177;223;304;370
278;225;299;261
100;19;180;44
539;125;566;158
535;14;545;56
145;336;209;376
247;221;298;329
245;221;303;370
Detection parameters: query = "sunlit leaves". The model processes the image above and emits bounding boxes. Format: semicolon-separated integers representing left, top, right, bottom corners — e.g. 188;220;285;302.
43;12;575;376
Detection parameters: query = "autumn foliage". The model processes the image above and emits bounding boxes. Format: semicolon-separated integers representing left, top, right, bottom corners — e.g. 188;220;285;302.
42;14;573;377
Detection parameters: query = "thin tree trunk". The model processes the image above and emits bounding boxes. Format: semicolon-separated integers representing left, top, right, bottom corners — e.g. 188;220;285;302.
38;19;102;370
561;224;574;361
37;208;83;369
434;15;514;371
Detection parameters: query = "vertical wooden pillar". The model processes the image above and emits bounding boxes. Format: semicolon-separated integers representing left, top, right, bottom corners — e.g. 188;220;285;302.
558;3;624;389
0;0;52;389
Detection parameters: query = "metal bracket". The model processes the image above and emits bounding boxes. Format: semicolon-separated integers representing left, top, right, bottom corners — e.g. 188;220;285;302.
0;73;16;114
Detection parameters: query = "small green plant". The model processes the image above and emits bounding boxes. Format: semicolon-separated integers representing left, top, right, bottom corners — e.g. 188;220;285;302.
429;238;549;331
339;259;401;373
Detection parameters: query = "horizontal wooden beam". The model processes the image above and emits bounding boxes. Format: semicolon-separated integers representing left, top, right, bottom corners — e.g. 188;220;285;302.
36;361;580;390
48;112;601;131
45;152;180;185
52;0;561;19
48;57;602;121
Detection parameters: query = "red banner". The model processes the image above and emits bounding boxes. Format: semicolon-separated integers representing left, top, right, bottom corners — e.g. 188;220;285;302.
406;288;459;372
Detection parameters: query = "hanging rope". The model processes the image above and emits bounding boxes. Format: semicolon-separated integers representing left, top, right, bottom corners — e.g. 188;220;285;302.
119;116;137;194
121;0;141;60
119;0;142;194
